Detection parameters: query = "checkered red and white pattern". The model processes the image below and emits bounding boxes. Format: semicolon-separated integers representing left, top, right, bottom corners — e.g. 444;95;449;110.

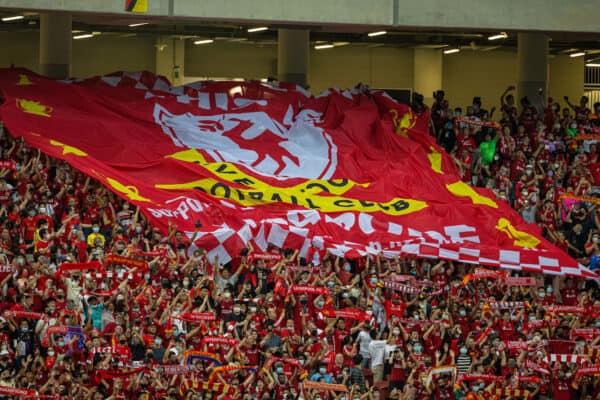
185;217;597;278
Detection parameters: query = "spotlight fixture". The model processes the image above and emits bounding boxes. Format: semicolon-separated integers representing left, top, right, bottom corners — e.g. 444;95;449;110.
73;34;94;40
570;52;585;58
488;32;508;40
314;44;334;50
2;15;24;22
443;48;460;55
247;27;268;33
368;31;387;37
194;39;214;45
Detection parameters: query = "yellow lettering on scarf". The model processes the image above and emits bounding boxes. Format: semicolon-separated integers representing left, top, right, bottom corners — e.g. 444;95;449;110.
496;218;541;248
446;181;498;208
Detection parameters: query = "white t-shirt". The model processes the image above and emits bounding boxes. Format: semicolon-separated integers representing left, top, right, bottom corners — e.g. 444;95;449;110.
356;330;372;358
368;339;387;367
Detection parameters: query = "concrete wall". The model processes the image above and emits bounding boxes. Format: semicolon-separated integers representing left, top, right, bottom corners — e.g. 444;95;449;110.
441;50;584;113
185;42;277;81
442;50;517;113
2;0;600;32
549;55;585;105
0;31;39;72
310;46;414;93
72;34;155;77
0;32;584;109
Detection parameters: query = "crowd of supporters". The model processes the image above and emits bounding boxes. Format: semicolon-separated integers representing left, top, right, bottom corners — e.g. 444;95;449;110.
0;85;598;400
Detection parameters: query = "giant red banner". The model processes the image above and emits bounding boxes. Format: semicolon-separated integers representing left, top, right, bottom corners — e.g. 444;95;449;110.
0;69;594;277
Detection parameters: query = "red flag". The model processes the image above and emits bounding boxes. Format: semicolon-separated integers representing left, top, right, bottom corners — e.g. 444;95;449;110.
0;69;593;277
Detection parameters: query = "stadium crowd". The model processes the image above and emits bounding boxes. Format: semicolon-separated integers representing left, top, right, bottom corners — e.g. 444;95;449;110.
0;85;598;400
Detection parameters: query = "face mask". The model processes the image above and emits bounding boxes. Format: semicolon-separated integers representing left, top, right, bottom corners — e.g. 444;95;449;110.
594;237;599;243
595;321;600;328
223;292;231;299
48;351;55;356
155;338;162;346
233;307;241;314
460;348;468;355
173;330;180;338
316;300;324;308
530;316;536;321
459;310;466;317
370;277;378;284
538;292;545;298
183;279;190;287
413;315;419;320
20;328;29;333
319;367;326;374
392;329;400;336
413;345;422;353
249;307;257;313
342;292;349;299
343;264;351;272
276;367;283;374
546;287;553;294
327;281;335;288
47;307;55;313
57;341;65;348
16;258;24;266
92;227;100;233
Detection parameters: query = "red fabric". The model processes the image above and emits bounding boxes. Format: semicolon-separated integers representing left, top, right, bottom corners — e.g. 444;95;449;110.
0;68;591;277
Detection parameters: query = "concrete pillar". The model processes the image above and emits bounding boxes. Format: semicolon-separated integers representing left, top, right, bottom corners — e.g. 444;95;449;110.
517;32;549;112
39;13;72;79
277;29;309;87
413;48;443;106
155;36;185;86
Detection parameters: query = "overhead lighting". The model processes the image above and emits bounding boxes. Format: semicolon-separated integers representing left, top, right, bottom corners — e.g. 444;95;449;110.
368;31;387;37
2;15;24;22
314;44;334;50
247;27;268;33
586;63;600;67
333;42;350;47
73;34;94;40
443;48;460;55
194;39;214;45
488;32;508;40
92;31;101;36
570;52;586;58
128;22;149;27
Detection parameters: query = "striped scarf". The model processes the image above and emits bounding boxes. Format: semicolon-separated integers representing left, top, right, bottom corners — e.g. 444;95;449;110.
485;301;530;310
494;388;532;399
544;353;589;364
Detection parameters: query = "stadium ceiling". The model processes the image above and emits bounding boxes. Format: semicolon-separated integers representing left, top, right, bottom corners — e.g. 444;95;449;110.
1;10;600;55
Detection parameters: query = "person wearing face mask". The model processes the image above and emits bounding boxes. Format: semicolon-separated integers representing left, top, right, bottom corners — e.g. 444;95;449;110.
86;223;105;248
585;231;600;273
309;362;333;384
456;346;472;373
